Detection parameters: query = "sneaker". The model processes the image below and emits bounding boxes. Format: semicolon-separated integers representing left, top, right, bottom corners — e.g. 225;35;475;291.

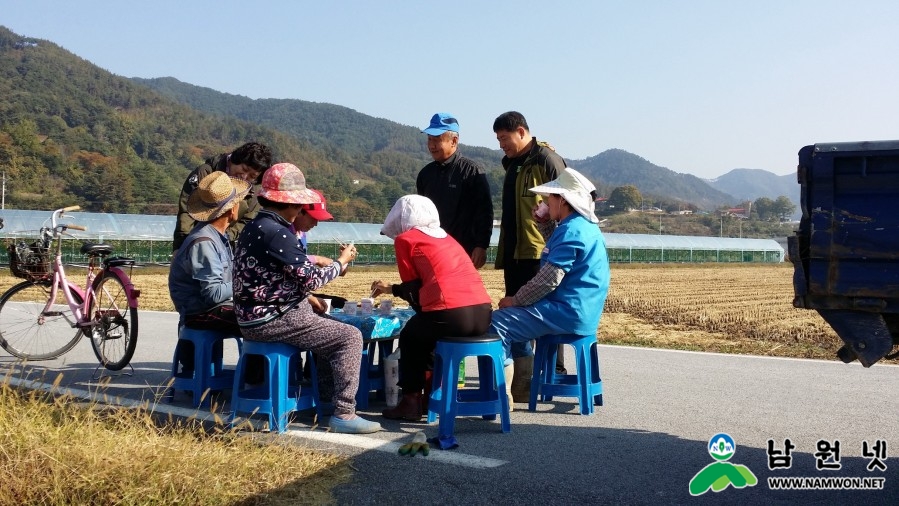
329;415;382;434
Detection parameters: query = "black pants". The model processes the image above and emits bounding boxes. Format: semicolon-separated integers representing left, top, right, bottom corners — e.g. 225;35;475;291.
397;304;493;392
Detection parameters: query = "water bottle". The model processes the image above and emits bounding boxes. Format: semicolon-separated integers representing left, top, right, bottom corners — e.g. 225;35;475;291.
458;360;466;388
384;348;401;407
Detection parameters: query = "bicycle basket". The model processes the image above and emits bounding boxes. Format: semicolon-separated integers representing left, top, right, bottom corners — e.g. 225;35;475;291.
7;240;51;281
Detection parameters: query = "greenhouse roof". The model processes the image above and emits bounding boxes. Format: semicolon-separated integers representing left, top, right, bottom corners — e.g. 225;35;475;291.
0;209;784;254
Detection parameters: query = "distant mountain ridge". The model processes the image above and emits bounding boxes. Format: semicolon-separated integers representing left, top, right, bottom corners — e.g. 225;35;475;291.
136;77;800;211
0;24;799;220
705;168;799;205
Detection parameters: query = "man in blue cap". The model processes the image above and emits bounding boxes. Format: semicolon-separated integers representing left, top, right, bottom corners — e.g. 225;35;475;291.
416;113;493;268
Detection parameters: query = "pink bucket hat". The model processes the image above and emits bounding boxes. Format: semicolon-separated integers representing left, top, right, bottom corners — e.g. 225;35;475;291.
257;163;321;204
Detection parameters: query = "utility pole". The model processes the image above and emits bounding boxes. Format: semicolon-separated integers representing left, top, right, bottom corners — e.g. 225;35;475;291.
2;171;5;210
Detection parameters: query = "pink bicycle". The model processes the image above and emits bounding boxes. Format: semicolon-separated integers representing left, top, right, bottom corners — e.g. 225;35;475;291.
0;206;140;370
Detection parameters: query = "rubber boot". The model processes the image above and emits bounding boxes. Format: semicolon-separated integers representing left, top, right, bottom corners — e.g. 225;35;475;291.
503;363;514;412
511;356;533;403
382;392;423;422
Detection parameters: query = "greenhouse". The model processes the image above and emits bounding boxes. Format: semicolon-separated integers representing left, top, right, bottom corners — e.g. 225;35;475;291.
0;209;784;264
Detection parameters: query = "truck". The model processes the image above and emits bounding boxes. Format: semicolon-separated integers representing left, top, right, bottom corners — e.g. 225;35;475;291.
789;140;899;367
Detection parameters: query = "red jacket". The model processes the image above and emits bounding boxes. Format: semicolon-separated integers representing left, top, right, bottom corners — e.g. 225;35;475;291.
395;229;491;311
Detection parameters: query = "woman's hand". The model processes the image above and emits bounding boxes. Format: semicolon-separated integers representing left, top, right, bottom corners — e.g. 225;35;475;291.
370;280;392;297
337;244;356;272
498;296;517;309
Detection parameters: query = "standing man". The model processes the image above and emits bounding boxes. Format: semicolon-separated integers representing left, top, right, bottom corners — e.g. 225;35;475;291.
417;113;493;269
493;111;566;403
173;141;273;251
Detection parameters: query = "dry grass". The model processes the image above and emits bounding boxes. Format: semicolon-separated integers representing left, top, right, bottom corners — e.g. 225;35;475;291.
0;373;350;505
0;262;891;503
106;262;867;362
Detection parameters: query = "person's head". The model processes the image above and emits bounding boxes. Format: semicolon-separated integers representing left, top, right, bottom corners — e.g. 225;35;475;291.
493;111;533;159
422;113;460;163
380;195;448;240
186;171;252;225
256;163;321;222
228;142;273;183
293;189;333;232
529;167;599;224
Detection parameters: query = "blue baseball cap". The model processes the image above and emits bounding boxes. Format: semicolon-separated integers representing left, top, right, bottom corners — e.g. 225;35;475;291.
422;113;460;136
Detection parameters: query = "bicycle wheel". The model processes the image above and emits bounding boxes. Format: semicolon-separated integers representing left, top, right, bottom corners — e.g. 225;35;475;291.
88;271;138;370
0;280;83;360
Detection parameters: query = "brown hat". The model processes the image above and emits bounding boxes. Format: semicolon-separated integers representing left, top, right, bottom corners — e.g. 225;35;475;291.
186;172;252;222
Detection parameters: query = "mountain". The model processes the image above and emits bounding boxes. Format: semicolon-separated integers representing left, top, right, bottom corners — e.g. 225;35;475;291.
135;77;746;211
706;168;799;206
570;149;736;210
1;25;798;223
131;76;504;190
0;26;347;214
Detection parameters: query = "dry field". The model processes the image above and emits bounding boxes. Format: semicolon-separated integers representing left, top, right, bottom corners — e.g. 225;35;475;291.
4;262;891;364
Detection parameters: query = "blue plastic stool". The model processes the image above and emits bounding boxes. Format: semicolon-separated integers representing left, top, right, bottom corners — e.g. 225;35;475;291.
166;327;242;408
427;334;511;438
229;341;320;433
356;337;396;410
529;334;603;415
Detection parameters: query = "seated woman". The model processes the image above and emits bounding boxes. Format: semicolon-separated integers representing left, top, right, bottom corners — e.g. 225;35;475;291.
233;163;380;434
371;195;492;421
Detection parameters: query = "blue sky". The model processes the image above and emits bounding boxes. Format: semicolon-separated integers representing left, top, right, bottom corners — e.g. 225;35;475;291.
2;1;898;178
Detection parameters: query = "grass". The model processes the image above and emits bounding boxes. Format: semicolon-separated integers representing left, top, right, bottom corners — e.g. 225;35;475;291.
0;372;350;505
0;262;892;503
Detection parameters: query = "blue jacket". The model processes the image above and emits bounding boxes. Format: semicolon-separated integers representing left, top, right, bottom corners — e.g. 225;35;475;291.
168;223;234;316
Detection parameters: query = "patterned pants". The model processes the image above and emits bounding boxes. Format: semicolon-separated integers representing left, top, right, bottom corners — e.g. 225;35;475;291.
241;301;362;417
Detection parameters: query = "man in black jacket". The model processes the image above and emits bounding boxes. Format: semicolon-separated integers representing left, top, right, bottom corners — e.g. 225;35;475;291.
416;113;493;268
173;142;272;251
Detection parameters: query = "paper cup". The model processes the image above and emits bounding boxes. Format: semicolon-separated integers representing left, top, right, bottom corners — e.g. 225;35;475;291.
360;298;374;315
322;298;332;314
343;302;357;315
379;299;392;315
535;201;550;221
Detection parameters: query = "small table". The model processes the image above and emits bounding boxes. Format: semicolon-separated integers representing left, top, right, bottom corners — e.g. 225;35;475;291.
329;307;415;409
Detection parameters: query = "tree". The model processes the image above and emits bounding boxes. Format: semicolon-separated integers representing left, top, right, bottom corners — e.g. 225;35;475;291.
772;196;797;222
607;185;642;214
753;197;775;222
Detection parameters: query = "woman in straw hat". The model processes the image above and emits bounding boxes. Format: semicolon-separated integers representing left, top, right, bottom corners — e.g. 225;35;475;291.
233;163;381;434
489;167;610;379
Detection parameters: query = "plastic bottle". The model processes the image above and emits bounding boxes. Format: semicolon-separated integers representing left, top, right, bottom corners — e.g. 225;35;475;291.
384;348;401;407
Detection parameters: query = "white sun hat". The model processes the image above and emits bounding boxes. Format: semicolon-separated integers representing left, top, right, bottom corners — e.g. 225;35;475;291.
529;167;599;224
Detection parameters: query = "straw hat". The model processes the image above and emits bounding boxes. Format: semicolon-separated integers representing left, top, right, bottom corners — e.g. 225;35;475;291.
186;172;252;222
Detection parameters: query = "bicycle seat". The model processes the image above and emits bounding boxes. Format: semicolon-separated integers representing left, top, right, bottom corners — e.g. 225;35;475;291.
80;242;113;256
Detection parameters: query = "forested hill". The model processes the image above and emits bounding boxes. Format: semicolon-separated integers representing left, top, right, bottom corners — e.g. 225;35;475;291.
575;150;735;210
1;25;760;223
133;76;738;211
132;76;506;215
0;26;376;220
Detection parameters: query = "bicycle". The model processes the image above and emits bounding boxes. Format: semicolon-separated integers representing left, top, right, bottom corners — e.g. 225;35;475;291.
0;206;140;370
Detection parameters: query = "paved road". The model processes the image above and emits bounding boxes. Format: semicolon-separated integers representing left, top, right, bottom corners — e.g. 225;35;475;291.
2;309;897;505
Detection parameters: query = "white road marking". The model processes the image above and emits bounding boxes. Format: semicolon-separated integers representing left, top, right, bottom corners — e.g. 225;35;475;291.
6;374;509;469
